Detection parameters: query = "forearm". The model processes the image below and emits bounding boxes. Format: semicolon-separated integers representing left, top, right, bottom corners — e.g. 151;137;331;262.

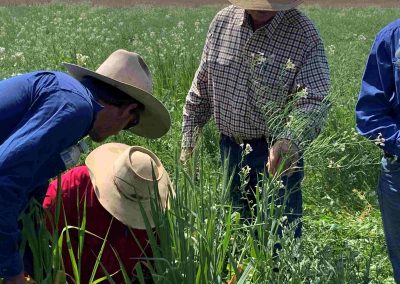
278;97;330;151
356;113;400;156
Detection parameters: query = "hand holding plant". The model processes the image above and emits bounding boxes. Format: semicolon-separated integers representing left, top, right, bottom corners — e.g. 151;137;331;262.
267;139;299;177
180;147;193;164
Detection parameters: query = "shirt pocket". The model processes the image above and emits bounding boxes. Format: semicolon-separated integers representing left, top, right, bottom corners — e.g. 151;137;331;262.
252;60;292;100
209;47;239;77
209;31;241;67
260;57;297;85
252;59;300;119
216;52;235;66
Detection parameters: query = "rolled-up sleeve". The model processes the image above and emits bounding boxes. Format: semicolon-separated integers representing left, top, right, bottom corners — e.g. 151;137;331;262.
0;88;93;278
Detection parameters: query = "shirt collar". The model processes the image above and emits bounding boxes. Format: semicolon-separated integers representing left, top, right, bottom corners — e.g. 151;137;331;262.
233;8;286;36
87;90;104;122
232;8;246;26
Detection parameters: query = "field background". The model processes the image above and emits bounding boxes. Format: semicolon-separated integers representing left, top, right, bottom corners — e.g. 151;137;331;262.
0;1;399;283
0;0;399;7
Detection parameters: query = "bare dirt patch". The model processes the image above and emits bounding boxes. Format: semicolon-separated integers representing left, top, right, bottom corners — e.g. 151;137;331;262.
0;0;398;7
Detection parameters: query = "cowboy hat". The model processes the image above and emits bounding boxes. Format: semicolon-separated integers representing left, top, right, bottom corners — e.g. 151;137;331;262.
228;0;302;11
64;49;170;139
85;143;173;229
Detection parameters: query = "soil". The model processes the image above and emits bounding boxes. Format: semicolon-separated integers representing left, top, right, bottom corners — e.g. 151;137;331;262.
0;0;398;7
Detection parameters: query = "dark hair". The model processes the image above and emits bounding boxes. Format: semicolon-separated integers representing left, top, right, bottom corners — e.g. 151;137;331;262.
80;76;144;111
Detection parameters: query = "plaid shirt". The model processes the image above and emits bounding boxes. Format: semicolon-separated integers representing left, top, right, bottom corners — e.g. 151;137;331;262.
182;5;330;150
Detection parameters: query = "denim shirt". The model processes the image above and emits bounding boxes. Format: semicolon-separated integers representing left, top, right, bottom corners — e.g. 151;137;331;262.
356;19;400;156
0;71;102;278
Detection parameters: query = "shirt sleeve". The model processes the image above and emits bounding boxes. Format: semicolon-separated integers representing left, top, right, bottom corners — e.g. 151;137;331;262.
277;37;331;151
181;18;217;148
0;89;93;278
356;27;400;156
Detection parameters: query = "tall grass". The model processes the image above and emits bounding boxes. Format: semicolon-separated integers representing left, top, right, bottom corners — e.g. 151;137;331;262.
0;3;398;283
17;139;389;283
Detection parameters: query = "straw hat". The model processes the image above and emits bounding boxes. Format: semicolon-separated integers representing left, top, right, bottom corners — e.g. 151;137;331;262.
64;49;170;139
85;143;173;229
228;0;302;11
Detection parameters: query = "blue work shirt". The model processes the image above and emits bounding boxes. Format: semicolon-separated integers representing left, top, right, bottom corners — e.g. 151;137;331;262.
0;71;102;278
356;19;400;155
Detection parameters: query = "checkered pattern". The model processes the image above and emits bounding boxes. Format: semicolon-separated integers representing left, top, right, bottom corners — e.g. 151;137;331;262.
182;5;330;150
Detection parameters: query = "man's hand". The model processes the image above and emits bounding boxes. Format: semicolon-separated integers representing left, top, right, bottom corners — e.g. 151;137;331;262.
180;147;194;164
3;272;26;284
267;139;299;177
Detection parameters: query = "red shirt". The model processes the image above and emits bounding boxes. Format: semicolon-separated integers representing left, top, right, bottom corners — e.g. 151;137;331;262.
43;166;151;284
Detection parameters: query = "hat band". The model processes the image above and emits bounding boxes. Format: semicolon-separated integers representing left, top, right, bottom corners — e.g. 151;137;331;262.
113;176;152;202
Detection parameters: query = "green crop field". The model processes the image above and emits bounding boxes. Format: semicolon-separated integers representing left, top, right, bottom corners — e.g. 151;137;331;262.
0;4;399;283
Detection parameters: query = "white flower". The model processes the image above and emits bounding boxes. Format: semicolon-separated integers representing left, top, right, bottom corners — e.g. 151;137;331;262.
358;34;367;41
0;47;5;54
253;52;266;65
241;165;251;176
11;52;25;65
297;87;308;98
244;143;253;155
286;115;294;128
76;53;89;66
13;52;24;59
374;133;386;147
177;21;185;29
285;58;295;70
327;44;335;55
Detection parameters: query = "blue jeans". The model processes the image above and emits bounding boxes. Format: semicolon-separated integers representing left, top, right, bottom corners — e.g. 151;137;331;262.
220;135;304;238
378;157;400;283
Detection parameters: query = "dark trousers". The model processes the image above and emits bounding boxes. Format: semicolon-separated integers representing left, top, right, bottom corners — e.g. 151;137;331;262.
220;134;304;238
378;157;400;283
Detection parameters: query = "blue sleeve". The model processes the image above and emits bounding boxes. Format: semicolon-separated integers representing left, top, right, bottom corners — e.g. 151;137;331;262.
356;25;400;156
0;88;93;278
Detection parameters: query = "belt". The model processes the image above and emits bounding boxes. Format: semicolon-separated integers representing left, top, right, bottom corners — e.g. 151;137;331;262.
221;134;268;145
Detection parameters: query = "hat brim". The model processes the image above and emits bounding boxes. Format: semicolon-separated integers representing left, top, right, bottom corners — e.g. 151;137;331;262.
64;63;171;139
85;143;171;229
228;0;303;11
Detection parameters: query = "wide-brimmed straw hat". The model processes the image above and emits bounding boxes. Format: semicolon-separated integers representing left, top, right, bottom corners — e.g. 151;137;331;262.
64;49;170;139
228;0;302;11
85;143;173;229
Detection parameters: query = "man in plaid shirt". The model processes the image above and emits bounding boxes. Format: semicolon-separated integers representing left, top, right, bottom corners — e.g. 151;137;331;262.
181;0;330;237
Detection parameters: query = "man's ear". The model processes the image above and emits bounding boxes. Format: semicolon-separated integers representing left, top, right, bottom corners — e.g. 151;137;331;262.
120;103;138;115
